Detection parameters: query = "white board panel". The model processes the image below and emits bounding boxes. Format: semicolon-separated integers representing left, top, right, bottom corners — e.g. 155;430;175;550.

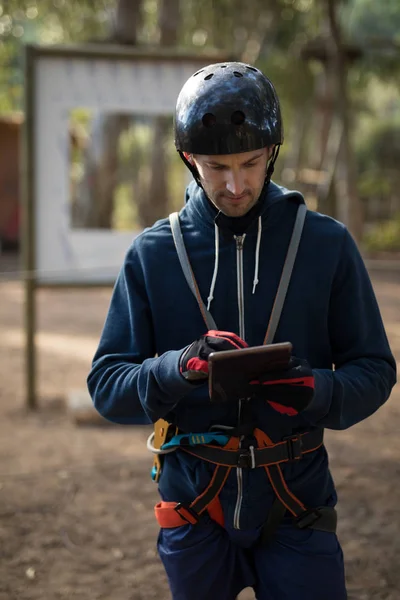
33;53;202;284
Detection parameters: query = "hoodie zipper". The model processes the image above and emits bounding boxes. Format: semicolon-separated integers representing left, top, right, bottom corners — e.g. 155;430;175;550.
235;235;246;340
233;234;246;530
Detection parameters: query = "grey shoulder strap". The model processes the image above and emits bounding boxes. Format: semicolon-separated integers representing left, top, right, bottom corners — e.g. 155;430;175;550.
169;212;217;331
169;203;307;343
264;203;307;344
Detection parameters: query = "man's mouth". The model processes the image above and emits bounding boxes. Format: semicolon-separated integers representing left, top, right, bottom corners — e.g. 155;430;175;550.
224;193;248;203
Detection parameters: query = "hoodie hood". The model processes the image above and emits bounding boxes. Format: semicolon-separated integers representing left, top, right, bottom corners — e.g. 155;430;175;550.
184;178;305;237
183;178;306;309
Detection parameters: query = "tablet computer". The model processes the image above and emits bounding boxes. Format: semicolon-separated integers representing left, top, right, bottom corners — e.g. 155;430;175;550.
208;341;292;402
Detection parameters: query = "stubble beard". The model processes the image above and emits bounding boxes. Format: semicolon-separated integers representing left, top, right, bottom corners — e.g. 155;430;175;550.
210;189;259;218
198;170;267;218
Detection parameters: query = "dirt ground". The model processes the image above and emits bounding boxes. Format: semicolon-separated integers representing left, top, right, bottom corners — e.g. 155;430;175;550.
0;258;399;600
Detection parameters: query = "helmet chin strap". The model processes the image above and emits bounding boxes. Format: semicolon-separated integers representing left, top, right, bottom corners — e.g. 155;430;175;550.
265;145;280;184
179;151;203;188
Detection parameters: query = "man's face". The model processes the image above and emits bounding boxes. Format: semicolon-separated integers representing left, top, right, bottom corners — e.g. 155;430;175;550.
186;147;272;218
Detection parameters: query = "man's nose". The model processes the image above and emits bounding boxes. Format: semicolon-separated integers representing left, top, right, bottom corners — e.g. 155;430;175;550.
225;171;246;196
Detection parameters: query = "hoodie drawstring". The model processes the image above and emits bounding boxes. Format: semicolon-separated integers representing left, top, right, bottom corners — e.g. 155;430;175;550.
207;216;262;310
252;216;262;294
207;222;219;311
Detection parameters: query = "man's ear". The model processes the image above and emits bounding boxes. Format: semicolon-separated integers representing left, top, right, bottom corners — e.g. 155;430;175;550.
183;152;194;165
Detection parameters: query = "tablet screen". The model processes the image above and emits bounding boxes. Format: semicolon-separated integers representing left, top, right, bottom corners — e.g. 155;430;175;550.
208;342;292;402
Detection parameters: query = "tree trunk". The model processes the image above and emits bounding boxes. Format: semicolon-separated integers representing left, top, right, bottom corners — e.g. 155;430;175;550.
72;0;143;229
280;104;310;190
72;114;130;228
326;0;363;241
114;0;143;45
309;69;338;216
139;0;181;227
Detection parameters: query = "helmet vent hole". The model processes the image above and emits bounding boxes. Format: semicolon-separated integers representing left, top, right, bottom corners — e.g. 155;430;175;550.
204;73;214;80
202;113;217;127
193;70;204;77
231;111;246;125
220;65;227;68
246;66;258;72
233;71;243;77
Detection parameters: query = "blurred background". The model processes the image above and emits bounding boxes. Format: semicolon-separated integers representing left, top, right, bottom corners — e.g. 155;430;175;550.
0;2;399;600
0;0;400;250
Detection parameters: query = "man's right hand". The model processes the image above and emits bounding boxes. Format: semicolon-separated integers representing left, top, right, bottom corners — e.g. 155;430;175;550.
179;330;248;382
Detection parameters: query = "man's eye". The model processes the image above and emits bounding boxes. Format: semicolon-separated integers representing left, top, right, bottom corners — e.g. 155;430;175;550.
245;162;256;168
211;165;225;171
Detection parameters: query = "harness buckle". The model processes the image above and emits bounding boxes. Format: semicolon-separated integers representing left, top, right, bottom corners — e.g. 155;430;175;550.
295;508;322;529
174;503;200;525
283;434;303;461
237;446;256;469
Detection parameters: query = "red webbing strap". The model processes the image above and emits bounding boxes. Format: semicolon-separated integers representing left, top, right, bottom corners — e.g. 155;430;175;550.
154;436;240;529
190;466;229;514
206;496;225;527
254;428;307;518
154;467;231;528
155;501;192;528
154;466;230;528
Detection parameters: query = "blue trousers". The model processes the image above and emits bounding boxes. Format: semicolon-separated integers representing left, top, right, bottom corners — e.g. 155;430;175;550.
158;517;347;600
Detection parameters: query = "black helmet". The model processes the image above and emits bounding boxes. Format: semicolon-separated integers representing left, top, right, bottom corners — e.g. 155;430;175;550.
174;62;283;156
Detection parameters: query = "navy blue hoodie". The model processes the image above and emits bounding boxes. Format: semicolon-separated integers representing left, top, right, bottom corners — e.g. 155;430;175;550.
88;180;396;533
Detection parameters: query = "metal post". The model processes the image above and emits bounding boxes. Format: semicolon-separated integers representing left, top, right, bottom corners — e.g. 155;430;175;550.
23;45;37;409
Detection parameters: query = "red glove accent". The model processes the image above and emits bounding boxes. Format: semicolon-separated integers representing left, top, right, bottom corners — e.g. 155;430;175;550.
267;402;298;416
250;357;315;415
180;330;248;382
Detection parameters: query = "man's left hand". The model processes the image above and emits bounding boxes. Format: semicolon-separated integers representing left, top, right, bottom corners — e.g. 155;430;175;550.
250;357;314;416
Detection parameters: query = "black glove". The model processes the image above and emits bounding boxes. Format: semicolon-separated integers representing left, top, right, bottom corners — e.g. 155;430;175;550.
249;357;314;416
179;330;248;382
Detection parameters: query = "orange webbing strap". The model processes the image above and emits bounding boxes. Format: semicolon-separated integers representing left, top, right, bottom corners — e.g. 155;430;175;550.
207;496;225;527
254;428;307;518
154;436;240;529
155;501;193;528
154;465;230;528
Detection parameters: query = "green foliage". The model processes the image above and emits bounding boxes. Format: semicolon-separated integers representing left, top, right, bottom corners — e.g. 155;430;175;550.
0;0;115;111
1;0;400;234
0;1;115;42
343;0;400;80
358;118;400;171
346;0;400;40
113;182;139;230
180;0;319;69
357;118;400;203
363;215;400;252
357;116;400;251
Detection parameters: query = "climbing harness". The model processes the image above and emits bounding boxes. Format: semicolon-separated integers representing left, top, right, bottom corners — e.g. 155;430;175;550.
148;204;337;539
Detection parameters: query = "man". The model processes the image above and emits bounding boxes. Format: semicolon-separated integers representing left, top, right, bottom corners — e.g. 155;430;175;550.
88;62;396;600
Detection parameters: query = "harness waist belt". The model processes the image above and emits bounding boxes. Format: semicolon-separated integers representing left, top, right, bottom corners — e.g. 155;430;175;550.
181;429;323;468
